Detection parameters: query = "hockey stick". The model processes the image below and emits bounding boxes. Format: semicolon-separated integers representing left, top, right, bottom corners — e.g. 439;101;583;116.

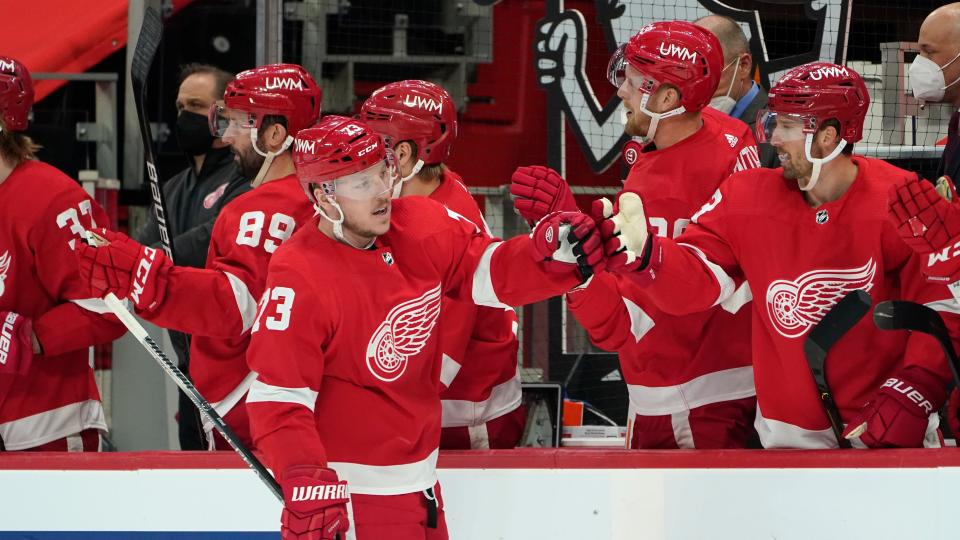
131;5;177;262
803;289;872;448
99;291;282;501
873;300;960;390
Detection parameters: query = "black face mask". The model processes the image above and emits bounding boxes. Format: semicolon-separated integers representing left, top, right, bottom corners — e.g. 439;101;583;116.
175;110;214;157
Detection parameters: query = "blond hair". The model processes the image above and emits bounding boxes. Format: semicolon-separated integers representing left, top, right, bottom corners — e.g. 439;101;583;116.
0;118;39;165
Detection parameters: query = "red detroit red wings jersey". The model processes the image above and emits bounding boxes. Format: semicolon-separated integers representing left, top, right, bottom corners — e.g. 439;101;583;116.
637;156;957;448
0;160;125;449
142;174;314;445
429;170;521;432
569;109;757;416
245;196;580;494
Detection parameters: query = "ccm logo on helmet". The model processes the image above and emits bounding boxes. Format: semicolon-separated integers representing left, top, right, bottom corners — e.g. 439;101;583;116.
402;94;443;114
659;42;697;63
0;59;15;73
265;77;304;91
357;142;378;157
294;139;316;154
808;65;850;81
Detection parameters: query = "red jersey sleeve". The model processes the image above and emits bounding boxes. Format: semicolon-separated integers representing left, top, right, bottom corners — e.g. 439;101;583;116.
634;181;746;316
142;204;282;338
410;203;582;308
245;259;334;477
31;187;125;356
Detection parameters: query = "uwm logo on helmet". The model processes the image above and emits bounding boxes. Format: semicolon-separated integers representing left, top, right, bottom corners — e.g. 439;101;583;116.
659;42;696;62
265;77;304;91
403;94;443;114
0;59;15;73
809;65;849;81
293;138;316;155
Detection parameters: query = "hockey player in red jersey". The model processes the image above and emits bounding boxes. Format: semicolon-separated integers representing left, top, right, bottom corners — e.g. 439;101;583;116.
76;63;320;449
511;21;759;449
244;115;602;539
0;56;125;451
361;80;525;450
599;61;958;449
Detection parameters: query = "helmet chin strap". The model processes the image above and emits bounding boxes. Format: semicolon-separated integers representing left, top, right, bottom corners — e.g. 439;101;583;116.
800;134;847;192
250;127;294;188
392;158;424;198
637;93;686;143
315;198;375;250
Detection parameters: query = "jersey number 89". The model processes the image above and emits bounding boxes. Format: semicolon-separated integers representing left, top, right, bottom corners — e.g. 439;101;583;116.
236;211;296;253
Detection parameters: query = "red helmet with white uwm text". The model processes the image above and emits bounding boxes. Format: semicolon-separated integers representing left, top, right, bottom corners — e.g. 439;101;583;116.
766;62;870;144
219;63;321;137
0;56;33;132
360;80;458;164
607;21;723;112
293;115;388;202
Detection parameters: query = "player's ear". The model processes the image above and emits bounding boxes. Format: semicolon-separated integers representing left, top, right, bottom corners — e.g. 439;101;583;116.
395;141;414;166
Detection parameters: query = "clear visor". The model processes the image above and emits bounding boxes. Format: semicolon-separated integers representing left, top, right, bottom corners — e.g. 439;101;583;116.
208;101;258;137
606;47;659;94
320;156;398;201
755;110;818;144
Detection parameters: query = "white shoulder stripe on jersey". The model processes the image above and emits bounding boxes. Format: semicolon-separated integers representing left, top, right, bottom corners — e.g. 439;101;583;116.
677;242;736;307
622;297;655;342
471;242;510;309
245;379;318;411
222;270;258;332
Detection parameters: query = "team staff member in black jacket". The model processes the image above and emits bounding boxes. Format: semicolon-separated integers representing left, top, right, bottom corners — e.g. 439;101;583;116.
134;63;250;450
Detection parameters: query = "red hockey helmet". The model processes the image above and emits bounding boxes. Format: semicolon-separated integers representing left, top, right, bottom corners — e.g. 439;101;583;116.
606;21;723;112
758;62;869;144
360;80;457;164
293;115;396;201
0;56;34;132
210;63;321;138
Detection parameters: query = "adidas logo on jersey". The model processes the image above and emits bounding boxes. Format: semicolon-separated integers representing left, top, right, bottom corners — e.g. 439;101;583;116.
265;77;304;91
658;42;697;63
725;134;738;148
403;94;443;114
809;65;849;82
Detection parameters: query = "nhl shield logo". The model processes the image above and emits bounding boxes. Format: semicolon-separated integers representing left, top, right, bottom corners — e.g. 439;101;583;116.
382;251;394;266
815;209;829;224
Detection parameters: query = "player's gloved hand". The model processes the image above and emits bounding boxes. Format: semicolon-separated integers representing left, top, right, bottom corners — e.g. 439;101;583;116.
591;191;660;279
843;365;947;448
280;466;350;540
510;165;579;226
530;211;604;282
533;11;586;88
888;175;960;284
75;228;172;311
0;311;33;375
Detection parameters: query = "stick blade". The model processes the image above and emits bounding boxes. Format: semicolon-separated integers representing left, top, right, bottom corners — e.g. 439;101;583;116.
804;289;872;387
131;6;162;88
873;300;939;333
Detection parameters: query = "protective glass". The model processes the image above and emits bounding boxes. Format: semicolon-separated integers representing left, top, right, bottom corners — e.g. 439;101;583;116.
208;101;258;137
755;110;816;144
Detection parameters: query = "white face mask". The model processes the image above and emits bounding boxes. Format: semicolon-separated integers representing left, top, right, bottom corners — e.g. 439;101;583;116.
708;58;740;115
909;50;960;104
